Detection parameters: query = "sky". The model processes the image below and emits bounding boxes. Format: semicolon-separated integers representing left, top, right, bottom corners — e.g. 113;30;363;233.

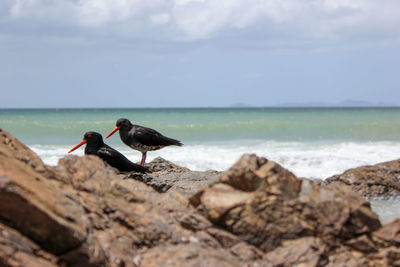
1;0;400;108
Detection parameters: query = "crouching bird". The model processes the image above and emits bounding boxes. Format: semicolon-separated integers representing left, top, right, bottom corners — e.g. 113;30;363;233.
68;131;150;173
105;118;183;166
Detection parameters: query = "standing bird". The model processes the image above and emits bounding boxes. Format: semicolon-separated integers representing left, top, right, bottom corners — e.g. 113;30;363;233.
105;118;183;166
68;131;150;173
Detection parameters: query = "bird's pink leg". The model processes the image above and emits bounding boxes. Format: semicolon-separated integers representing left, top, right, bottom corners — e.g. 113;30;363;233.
140;152;147;166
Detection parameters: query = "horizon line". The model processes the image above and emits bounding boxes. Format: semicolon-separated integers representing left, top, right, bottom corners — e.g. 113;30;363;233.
1;105;400;110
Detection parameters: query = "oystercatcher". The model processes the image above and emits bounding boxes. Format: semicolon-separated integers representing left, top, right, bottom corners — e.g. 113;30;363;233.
105;118;183;166
68;131;150;173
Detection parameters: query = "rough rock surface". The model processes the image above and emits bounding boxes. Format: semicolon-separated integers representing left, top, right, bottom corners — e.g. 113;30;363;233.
324;159;400;198
128;157;220;195
1;128;400;266
191;155;382;254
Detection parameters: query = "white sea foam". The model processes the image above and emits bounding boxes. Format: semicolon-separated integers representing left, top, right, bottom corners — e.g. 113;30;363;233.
370;197;400;223
31;140;400;179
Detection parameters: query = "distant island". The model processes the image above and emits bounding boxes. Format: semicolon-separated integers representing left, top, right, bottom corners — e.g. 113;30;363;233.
230;100;399;108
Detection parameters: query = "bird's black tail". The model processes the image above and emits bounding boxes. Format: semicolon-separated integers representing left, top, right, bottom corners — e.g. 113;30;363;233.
163;136;183;147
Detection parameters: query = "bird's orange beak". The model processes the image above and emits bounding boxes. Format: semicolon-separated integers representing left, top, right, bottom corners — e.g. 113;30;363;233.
68;139;86;153
105;126;120;139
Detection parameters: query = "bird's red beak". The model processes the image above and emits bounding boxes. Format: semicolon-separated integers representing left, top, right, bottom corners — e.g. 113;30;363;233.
68;139;86;153
105;126;120;139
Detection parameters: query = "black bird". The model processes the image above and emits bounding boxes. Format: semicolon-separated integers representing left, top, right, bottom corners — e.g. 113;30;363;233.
105;118;183;166
68;131;150;173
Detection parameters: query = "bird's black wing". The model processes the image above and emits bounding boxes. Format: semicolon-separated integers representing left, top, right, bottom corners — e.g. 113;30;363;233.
133;126;182;147
96;145;122;161
97;145;150;173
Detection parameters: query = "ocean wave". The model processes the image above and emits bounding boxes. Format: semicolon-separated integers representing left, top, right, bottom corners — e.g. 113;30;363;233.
30;140;400;179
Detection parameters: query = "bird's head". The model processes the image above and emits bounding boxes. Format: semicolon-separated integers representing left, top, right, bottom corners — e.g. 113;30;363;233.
83;131;103;145
116;118;132;129
105;118;132;139
68;131;103;153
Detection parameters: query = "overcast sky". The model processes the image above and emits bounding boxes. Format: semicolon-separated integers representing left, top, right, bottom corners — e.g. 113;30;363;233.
1;0;400;108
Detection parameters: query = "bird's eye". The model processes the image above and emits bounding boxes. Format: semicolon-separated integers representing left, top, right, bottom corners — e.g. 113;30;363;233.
87;134;92;138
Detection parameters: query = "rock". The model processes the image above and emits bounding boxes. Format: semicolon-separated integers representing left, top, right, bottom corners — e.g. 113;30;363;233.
0;128;45;172
345;234;378;253
299;183;381;239
0;222;58;267
206;227;240;248
263;237;328;267
324;159;400;198
138;244;241;267
373;219;400;246
1;130;400;266
377;247;400;266
325;248;370;267
230;242;263;262
0;151;89;255
127;157;220;195
178;211;213;231
144;157;190;172
193;154;381;253
219;154;302;198
200;183;253;223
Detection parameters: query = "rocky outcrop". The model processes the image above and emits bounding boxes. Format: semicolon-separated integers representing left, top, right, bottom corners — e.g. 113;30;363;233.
324;160;400;198
1;128;400;266
129;157;220;194
190;155;393;265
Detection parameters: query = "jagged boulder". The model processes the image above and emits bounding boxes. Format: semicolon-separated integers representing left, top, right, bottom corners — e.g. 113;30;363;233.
0;137;89;255
128;156;220;195
191;154;381;253
324;159;400;198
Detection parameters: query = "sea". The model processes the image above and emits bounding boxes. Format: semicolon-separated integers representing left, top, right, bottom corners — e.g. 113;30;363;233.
1;107;399;223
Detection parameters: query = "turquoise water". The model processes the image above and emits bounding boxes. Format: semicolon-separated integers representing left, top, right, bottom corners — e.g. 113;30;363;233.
2;108;400;145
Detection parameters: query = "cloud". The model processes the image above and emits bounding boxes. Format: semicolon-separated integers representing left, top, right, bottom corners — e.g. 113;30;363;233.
150;13;170;25
1;0;400;44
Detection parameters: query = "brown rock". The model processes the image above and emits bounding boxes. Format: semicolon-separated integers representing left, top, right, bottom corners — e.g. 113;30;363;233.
324;159;400;197
299;183;381;239
219;154;268;191
0;222;57;267
263;237;327;267
219;154;301;198
373;219;400;246
144;156;190;173
345;235;378;253
112;156;221;196
0;153;88;254
230;242;263;262
194;154;381;252
206;227;240;248
200;183;253;223
378;247;400;266
326;248;370;267
1;129;399;266
0;128;45;171
128;168;219;195
178;212;212;231
139;244;242;267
